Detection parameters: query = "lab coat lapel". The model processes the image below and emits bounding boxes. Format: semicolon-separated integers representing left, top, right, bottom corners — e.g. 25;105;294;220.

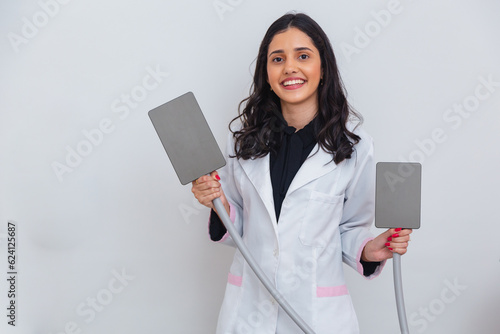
237;155;278;226
286;145;337;195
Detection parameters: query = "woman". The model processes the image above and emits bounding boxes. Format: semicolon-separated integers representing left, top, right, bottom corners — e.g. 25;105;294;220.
192;12;412;334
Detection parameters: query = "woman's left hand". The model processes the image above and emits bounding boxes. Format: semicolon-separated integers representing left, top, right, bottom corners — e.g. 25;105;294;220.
361;228;412;262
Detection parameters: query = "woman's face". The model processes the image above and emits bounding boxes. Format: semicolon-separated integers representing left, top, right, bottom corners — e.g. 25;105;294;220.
266;27;322;112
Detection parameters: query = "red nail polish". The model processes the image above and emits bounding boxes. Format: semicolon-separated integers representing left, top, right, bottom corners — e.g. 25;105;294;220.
215;175;220;180
392;233;399;238
385;242;390;246
389;247;393;251
387;237;392;241
395;228;402;232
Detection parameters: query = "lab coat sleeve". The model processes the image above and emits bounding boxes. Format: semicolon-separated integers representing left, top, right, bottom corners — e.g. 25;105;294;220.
339;133;386;279
206;132;244;248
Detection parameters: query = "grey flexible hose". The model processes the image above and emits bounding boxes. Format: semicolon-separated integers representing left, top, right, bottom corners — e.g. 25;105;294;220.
213;198;316;334
393;253;410;334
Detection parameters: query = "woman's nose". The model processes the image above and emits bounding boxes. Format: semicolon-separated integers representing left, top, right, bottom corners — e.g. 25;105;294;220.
284;59;298;74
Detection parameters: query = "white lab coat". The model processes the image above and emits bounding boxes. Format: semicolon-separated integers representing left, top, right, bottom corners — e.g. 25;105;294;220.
211;124;385;334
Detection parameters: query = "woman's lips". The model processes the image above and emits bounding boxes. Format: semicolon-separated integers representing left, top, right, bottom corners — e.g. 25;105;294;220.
281;78;306;90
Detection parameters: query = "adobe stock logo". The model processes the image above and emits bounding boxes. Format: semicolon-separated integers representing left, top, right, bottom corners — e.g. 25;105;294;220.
7;0;73;53
398;74;499;165
47;268;135;334
213;0;244;21
409;278;467;333
51;65;169;182
340;0;404;63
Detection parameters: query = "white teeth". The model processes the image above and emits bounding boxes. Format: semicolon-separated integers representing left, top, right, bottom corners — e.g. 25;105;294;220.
283;79;305;86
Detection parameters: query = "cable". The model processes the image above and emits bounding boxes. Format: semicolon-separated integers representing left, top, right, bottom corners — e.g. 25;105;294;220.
213;198;316;334
393;253;410;334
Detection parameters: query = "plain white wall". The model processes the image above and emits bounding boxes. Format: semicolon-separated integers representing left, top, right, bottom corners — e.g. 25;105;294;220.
1;0;499;333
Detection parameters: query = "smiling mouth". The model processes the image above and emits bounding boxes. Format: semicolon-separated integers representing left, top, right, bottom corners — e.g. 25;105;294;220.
282;79;306;87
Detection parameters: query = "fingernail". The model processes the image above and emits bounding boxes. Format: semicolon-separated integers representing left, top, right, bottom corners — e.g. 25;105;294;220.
385;242;390;246
215;175;220;180
395;228;402;232
387;237;392;241
392;233;399;238
389;248;393;251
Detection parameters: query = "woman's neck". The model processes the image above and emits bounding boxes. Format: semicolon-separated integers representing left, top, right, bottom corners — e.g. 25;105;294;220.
281;100;318;130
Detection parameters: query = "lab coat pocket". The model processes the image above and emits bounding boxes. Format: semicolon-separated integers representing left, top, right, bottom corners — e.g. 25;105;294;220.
299;192;344;247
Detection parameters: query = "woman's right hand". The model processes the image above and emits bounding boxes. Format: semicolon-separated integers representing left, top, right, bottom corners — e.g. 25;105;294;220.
191;171;229;215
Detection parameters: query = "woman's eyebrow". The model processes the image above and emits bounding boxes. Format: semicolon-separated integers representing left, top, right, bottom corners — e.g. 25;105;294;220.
268;47;314;58
295;47;314;53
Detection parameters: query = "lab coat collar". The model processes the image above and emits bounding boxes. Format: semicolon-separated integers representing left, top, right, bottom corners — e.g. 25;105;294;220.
237;145;337;227
237;153;277;227
286;144;338;195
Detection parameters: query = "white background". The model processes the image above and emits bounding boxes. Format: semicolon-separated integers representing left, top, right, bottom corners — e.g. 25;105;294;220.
1;0;499;333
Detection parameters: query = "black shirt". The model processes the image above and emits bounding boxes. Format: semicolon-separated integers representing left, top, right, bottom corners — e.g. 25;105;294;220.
270;116;318;221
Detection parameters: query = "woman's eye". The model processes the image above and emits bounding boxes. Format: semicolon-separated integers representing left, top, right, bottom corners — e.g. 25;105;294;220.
272;57;283;63
299;54;309;60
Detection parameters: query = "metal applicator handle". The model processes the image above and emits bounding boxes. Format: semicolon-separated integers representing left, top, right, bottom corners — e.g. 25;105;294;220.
213;197;316;334
393;253;409;334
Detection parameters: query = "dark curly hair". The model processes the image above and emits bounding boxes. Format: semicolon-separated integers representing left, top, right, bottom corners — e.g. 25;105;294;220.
229;12;362;164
